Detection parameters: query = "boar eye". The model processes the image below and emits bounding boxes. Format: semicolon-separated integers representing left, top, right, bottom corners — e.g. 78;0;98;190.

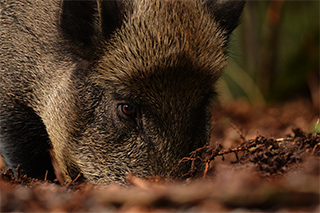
118;104;136;119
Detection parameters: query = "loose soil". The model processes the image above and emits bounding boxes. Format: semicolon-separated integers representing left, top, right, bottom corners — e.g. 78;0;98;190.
1;98;319;212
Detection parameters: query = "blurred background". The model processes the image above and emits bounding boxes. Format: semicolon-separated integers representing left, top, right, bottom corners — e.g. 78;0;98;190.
218;0;319;108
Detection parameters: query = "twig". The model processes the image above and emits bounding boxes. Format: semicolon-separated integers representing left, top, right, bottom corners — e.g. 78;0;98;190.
72;173;82;183
203;161;210;178
230;122;246;141
217;146;244;156
312;143;320;155
44;170;48;181
313;119;319;136
275;138;294;142
16;165;21;178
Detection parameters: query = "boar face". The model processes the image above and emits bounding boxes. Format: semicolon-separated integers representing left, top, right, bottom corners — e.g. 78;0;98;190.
62;0;244;185
76;56;220;184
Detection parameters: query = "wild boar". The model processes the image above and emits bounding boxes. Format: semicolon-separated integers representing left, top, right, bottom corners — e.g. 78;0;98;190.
0;0;245;185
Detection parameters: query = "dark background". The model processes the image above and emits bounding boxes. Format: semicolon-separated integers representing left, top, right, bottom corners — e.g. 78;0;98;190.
219;0;319;107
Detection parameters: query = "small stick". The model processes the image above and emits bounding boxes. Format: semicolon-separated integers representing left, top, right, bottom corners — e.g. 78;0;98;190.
217;146;244;156
230;122;246;141
234;152;239;161
275;138;294;142
203;161;210;179
72;173;82;183
313;119;319;136
312;143;320;155
44;170;48;181
16;165;21;178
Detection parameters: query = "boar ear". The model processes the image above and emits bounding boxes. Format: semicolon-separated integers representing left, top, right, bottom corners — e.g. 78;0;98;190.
205;0;245;38
60;1;125;60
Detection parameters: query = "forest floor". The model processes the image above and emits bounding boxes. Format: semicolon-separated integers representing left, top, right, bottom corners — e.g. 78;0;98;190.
1;98;319;212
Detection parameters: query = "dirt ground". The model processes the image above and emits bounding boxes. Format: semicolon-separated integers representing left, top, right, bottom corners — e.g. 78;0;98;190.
1;98;319;212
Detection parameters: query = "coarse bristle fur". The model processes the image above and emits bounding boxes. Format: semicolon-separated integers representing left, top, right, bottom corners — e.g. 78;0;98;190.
0;0;245;185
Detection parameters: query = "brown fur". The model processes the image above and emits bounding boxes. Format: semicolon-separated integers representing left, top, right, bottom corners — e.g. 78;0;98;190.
0;0;244;185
